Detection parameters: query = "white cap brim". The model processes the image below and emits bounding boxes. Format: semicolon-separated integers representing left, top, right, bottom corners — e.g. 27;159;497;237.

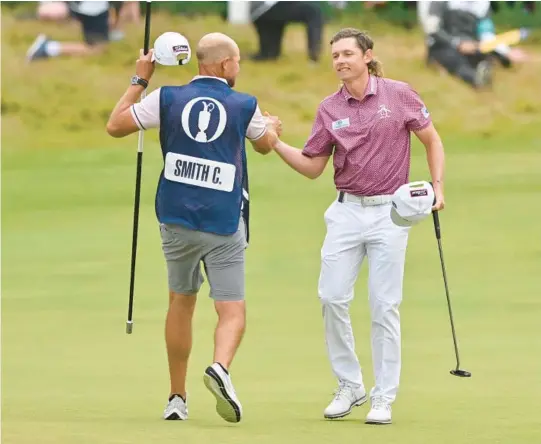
390;206;414;227
152;53;180;66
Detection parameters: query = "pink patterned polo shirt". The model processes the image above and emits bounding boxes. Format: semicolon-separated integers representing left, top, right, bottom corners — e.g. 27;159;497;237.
302;75;431;196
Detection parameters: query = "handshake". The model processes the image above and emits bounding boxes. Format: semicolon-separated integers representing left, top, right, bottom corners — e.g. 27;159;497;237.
263;111;283;148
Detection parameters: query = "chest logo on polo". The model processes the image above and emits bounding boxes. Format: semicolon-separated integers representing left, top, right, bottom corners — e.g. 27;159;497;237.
332;118;350;130
377;104;391;119
181;97;228;143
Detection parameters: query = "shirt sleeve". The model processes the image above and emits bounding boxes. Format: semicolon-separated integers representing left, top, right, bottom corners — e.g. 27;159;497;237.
302;104;334;157
402;84;432;132
246;105;267;141
130;88;161;130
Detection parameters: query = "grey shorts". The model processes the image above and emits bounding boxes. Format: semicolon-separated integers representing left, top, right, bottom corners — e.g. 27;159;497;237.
159;219;247;301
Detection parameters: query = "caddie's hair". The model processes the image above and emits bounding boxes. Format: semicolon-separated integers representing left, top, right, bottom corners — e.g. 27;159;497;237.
330;28;384;77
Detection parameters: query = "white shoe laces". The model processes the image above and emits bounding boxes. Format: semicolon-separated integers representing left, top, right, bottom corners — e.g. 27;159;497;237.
371;397;390;411
332;383;352;400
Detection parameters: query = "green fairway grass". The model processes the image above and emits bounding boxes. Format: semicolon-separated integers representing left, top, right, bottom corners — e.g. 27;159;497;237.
2;10;541;444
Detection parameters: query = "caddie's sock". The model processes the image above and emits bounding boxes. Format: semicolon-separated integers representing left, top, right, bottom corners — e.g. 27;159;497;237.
216;362;229;375
45;41;61;57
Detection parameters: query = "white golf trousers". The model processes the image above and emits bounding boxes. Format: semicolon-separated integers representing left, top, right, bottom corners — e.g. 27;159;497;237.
318;198;410;404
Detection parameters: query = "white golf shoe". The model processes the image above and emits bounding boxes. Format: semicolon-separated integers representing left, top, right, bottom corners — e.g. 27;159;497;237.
323;382;367;419
163;394;188;420
204;363;243;423
365;397;392;424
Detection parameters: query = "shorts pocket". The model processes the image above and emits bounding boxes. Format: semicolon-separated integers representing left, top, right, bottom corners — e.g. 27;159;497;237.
159;224;175;247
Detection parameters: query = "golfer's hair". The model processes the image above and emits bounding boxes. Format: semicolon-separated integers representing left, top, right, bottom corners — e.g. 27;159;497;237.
330;28;384;77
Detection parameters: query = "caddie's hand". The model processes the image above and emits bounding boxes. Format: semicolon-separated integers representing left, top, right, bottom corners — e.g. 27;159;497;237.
136;48;155;81
432;193;445;212
264;111;283;137
267;128;279;149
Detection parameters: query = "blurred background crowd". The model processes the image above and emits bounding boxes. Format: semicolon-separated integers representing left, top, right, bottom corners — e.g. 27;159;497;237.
8;1;540;90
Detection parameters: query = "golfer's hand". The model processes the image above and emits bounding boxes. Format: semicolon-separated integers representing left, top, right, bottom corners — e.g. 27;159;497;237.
264;111;283;137
458;41;478;55
432;193;445;212
136;49;155;81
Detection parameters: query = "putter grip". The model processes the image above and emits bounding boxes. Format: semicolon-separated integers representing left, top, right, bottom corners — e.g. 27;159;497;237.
433;211;441;240
143;1;151;55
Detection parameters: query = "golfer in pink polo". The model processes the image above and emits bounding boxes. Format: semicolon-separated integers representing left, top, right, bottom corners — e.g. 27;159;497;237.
272;28;446;424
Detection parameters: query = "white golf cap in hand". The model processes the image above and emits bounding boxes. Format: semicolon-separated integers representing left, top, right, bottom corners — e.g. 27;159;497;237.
390;181;435;227
152;32;191;66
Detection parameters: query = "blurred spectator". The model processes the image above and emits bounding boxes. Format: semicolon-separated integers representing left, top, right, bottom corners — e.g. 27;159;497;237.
477;14;529;68
34;1;72;21
249;1;324;62
26;1;111;62
109;1;141;42
418;1;528;89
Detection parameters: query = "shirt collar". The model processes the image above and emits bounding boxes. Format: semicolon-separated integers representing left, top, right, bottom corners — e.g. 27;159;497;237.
341;75;378;102
191;75;228;85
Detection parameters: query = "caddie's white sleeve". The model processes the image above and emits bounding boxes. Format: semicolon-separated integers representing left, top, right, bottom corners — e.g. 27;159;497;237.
246;105;267;141
130;87;161;130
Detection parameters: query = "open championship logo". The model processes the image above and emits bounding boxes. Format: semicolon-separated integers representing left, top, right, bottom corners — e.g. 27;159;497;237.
181;97;227;143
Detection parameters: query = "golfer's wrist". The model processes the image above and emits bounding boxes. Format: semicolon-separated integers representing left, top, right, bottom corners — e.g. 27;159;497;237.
273;138;284;150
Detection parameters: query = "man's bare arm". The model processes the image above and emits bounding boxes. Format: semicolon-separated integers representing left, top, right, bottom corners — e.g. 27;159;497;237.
106;85;145;138
106;49;155;138
247;111;283;155
273;139;330;179
414;123;445;210
250;131;276;155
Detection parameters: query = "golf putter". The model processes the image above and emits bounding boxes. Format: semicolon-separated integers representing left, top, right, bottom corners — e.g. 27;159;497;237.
431;185;471;377
126;0;152;335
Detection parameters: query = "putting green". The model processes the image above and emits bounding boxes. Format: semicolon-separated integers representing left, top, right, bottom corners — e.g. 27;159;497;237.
2;10;540;444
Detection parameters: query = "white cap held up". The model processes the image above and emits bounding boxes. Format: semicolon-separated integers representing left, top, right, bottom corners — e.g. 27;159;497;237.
152;32;191;66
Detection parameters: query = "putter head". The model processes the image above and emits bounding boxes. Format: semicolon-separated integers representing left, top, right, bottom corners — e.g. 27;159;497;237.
450;369;471;377
126;320;133;334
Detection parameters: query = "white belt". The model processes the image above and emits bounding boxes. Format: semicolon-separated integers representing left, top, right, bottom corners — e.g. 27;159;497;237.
338;191;392;206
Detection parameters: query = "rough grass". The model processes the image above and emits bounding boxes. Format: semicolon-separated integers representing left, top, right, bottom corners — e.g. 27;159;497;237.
2;10;541;152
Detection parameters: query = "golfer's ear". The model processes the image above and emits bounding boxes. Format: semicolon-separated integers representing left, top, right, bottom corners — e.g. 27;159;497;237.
364;48;373;63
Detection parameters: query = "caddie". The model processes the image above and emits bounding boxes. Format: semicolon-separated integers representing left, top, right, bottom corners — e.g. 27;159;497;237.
106;31;280;423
